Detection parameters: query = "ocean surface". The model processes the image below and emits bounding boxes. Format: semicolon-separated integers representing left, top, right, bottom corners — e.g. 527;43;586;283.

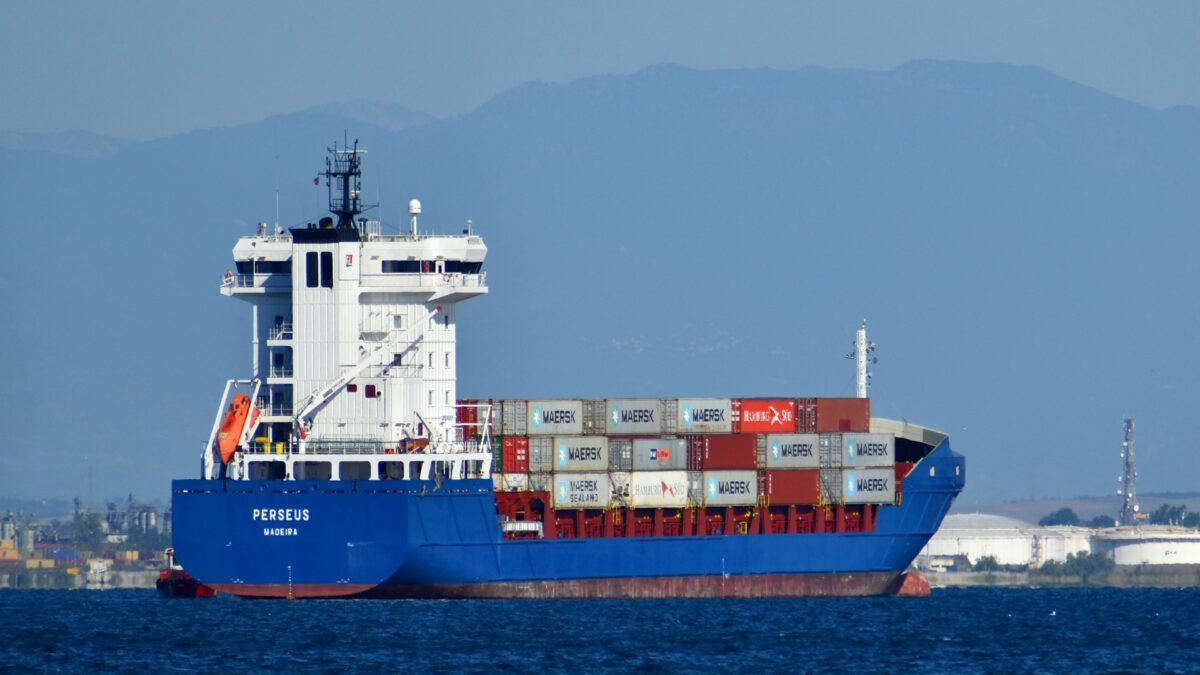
1;587;1196;673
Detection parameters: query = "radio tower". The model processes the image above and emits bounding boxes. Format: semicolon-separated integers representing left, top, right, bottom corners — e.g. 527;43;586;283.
1119;418;1140;527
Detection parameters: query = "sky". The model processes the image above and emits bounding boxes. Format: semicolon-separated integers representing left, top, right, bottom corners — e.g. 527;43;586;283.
2;2;1199;140
1;2;1198;509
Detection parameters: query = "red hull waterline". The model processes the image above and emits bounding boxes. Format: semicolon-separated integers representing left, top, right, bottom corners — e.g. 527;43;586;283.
211;572;905;599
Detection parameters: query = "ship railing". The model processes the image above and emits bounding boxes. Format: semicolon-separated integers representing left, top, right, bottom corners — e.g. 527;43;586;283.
268;365;293;378
255;402;292;417
220;273;291;290
242;439;490;456
359;272;488;289
268;323;293;341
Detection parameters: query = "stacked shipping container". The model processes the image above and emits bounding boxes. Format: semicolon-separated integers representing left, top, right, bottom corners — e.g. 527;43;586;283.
469;397;896;539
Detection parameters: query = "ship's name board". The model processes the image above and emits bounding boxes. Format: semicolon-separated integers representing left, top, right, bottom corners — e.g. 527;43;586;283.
253;508;309;536
252;508;311;522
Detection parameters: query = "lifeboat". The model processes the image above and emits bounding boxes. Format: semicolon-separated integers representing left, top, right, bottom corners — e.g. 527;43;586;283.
216;393;254;463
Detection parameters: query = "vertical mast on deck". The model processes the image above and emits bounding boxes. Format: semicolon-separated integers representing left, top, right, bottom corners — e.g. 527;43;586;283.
325;139;369;229
852;320;876;398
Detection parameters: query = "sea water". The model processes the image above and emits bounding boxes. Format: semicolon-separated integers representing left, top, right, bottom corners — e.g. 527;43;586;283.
0;587;1196;673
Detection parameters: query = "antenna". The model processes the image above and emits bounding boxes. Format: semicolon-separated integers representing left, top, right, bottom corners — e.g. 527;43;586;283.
1119;418;1140;527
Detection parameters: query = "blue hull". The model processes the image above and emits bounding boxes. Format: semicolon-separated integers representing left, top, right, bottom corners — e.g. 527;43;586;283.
172;442;964;598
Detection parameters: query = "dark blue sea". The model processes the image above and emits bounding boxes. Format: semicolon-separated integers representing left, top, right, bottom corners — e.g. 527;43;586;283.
1;587;1196;673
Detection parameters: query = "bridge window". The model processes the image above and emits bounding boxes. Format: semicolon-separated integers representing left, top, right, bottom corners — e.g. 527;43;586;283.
320;252;333;288
443;260;483;274
295;461;332;480
255;260;290;274
382;260;420;273
248;461;286;480
379;461;405;480
305;252;319;287
339;461;372;481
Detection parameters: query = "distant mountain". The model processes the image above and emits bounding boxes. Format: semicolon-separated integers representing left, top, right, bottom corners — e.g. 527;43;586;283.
0;62;1197;504
304;100;434;132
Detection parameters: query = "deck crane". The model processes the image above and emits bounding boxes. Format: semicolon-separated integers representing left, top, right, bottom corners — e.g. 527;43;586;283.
291;305;442;449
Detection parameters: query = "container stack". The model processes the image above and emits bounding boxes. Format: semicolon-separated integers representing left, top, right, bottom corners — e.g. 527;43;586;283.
464;396;899;538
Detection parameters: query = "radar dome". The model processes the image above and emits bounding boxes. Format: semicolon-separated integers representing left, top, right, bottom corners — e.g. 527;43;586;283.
408;199;422;215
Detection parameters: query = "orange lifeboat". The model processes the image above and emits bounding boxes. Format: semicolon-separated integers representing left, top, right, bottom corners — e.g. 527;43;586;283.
216;394;253;464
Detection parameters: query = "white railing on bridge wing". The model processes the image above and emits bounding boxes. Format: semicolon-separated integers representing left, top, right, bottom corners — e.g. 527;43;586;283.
359;272;487;288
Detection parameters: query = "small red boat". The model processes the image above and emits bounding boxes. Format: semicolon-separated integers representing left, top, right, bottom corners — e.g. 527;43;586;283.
156;548;216;598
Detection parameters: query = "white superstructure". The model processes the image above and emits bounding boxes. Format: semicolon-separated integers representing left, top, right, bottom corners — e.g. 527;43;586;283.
201;143;491;482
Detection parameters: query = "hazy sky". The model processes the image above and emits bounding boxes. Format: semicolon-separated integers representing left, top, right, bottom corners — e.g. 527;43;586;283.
3;2;1198;140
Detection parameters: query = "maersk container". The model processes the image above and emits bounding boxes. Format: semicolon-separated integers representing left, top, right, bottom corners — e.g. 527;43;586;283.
702;470;758;506
692;434;758;470
761;469;821;505
733;399;797;433
765;433;820;469
527;399;584;436
628;470;689;508
815;398;870;433
528;472;552;492
552;473;611;509
842;433;895;468
528;436;554;473
553;436;609;472
608;439;633;471
821;468;895;504
677;398;733;434
605;399;667;435
499;399;527;436
632;438;687;471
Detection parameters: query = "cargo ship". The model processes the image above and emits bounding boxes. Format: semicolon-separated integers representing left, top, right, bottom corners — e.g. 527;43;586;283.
171;144;965;598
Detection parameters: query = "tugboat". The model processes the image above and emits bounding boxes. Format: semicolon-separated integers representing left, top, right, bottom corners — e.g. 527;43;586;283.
156;548;215;598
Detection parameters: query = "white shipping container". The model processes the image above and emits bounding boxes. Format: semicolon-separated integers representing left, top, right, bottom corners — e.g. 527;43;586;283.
702;470;759;506
552;473;611;509
528;472;552;492
765;434;820;469
628;471;690;508
609;471;632;503
631;438;687;471
500;400;527;436
842;434;895;468
842;468;896;504
497;473;529;491
553;436;608;472
529;436;554;473
527;400;584;436
605;399;667;435
677;398;733;434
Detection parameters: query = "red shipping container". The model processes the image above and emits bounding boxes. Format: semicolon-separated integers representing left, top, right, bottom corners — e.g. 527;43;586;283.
761;469;821;505
795;398;818;433
697;434;757;470
733;399;796;433
501;436;529;473
815;398;870;432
